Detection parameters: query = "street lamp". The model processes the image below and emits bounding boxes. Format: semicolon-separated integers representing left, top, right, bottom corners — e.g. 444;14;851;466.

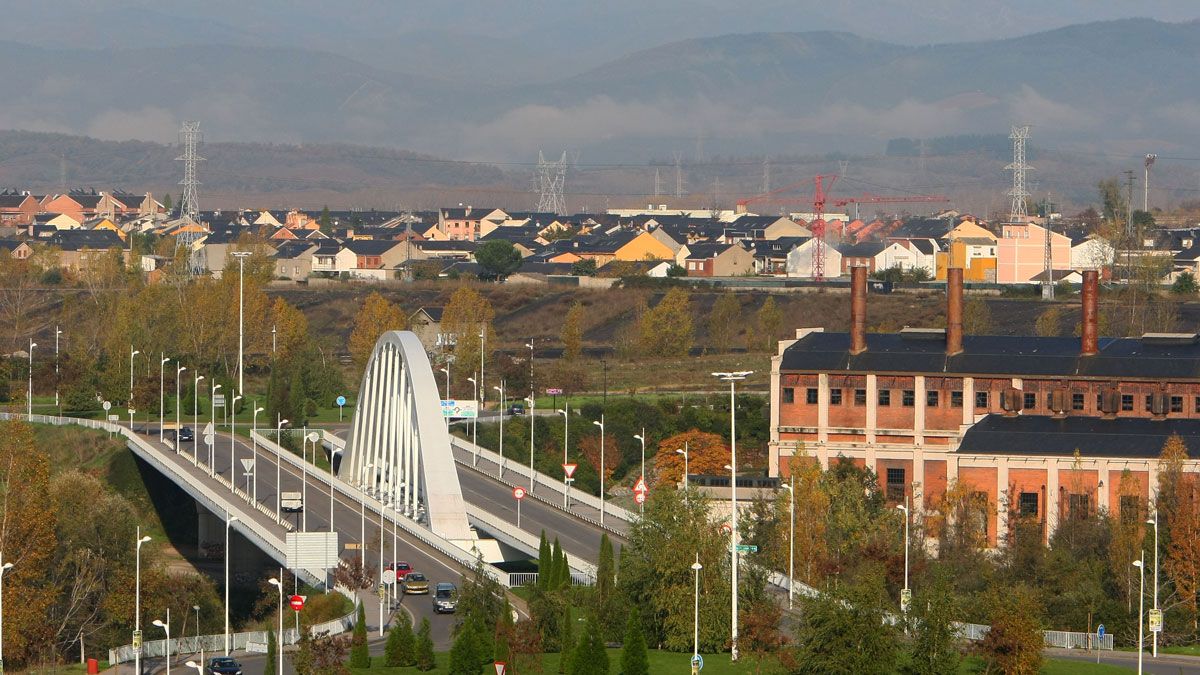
275;418;289;520
1147;513;1160;658
210;383;222;476
27;340;36;417
676;444;689;505
54;326;61;408
192;605;201;664
152;611;171;675
175;365;187;452
224;514;238;655
558;406;570;509
159;354;169;442
360;463;374;575
329;448;343;592
130;348;140;406
1134;554;1145;675
302;432;319;532
633;429;646;515
231;250;252;394
252;406;265;502
593;416;606;525
0;556;13;673
493;383;506;477
897;496;910;613
525;396;536;493
713;370;752;662
467;374;478;466
782;477;795;608
439;366;451;400
229;393;242;493
267;575;284;675
135;528;152;675
692;554;703;661
193;374;204;465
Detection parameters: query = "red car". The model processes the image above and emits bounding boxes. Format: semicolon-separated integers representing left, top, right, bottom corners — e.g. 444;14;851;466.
385;561;412;580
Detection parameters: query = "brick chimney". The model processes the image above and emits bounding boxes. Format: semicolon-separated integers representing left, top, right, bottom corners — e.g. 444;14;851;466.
1081;269;1099;356
946;267;964;356
850;265;867;354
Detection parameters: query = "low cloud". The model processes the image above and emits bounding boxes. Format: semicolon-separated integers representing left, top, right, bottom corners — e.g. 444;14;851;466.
86;106;178;143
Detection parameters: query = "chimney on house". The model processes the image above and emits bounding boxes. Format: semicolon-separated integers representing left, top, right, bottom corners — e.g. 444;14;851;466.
946;267;964;356
1081;269;1099;356
850;265;868;354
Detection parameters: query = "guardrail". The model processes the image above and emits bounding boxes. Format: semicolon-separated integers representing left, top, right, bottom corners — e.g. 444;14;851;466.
450;436;635;532
253;430;510;587
464;503;598;583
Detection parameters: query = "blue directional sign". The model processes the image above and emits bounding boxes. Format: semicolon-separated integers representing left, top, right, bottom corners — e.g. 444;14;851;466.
336;395;346;407
691;654;703;671
1097;624;1105;639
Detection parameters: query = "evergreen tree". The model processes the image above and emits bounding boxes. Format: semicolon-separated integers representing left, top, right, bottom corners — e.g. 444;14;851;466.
620;608;650;675
385;610;416;666
551;538;564;588
494;604;513;665
568;616;609;675
265;628;277;675
287;365;308;426
538;530;552;591
415;618;436;671
558;602;574;673
448;620;482;675
594;533;619;637
319;205;332;234
349;602;370;668
558;551;571;590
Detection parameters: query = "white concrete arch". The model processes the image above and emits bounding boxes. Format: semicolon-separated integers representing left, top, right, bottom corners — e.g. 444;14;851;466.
340;331;473;541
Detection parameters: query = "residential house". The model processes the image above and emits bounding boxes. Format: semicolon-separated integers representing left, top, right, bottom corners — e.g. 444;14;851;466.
100;191;161;218
995;221;1072;283
409;307;444;353
201;227;249;278
309;241;350;275
0;239;34;260
786;238;844;279
0;193;40;225
728;215;811;240
413;239;475;261
936;237;998;282
45;213;82;230
81;217;126;242
887;238;940;277
345;239;407;280
679;242;755;277
1070;232;1116;273
41;191;104;223
839;241;922;275
750;237;808;275
46;229;128;273
273;241;317;280
437;207;508;241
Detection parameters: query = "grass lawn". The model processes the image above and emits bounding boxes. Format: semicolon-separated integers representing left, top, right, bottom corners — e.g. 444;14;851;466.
960;655;1134;674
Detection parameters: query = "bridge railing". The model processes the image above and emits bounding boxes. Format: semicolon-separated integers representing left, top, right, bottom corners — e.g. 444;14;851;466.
253;430;510;587
463;503;598;583
450;435;636;530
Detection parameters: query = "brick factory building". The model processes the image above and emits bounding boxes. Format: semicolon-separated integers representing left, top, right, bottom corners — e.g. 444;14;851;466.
769;266;1200;546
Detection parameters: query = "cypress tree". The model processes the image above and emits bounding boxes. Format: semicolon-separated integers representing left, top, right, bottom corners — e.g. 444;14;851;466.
558;549;571;590
415;618;436;671
558;602;574;673
265;628;277;675
349;602;370;668
551;538;564;588
448;621;482;675
620;608;650;675
569;617;609;675
385;610;416;666
538;530;552;590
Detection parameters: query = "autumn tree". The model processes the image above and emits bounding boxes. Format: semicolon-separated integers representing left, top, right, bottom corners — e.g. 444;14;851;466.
349;292;406;371
980;587;1043;675
651;430;728;487
561;301;585;361
638;287;693;357
577;433;620;488
708;292;741;353
1110;469;1145;611
788;573;897;674
441;286;496;393
272;297;310;364
757;295;784;351
963;297;992;334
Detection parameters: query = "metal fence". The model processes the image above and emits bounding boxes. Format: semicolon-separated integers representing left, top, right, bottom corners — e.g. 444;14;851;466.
951;623;1113;650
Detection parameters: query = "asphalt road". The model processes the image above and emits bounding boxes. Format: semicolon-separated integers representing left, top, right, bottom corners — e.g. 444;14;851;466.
1049;647;1200;674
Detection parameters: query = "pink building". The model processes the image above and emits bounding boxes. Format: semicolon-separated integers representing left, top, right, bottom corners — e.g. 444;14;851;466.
996;221;1071;283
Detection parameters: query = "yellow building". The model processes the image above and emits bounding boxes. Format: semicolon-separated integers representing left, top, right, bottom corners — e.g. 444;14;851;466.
613;230;674;262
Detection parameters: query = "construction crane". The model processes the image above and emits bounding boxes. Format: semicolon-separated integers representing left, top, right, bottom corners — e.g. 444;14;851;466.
736;175;948;280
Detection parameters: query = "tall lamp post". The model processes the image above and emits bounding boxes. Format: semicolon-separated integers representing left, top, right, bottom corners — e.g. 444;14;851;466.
175;365;187;451
193;374;204;464
782;476;796;608
691;554;702;662
677;444;689;505
713;370;751;662
54;326;61;408
275;418;289;519
210;384;222;475
158;355;169;442
467;374;479;465
267;574;284;675
231;250;251;393
593;416;606;525
897;496;911;614
478;326;486;464
192;605;201;664
0;556;14;674
229;394;242;493
130;348;140;406
1147;512;1160;658
27;340;36;417
359;463;374;574
633;429;646;515
224;514;239;655
152;611;170;675
493;383;506;477
329;447;343;592
252;406;265;502
1134;553;1145;675
558;406;570;508
525;396;536;493
134;529;152;675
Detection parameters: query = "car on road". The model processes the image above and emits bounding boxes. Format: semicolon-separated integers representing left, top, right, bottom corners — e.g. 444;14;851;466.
179;426;194;442
403;572;429;594
385;561;412;580
207;656;242;675
507;403;525;416
432;582;458;613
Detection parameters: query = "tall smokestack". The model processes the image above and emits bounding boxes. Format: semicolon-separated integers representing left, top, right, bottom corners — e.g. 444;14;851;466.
1081;269;1099;356
850;265;867;354
946;267;964;355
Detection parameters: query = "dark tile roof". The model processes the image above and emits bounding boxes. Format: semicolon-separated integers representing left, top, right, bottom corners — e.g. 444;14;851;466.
887;219;951;239
273;241;316;260
345;240;400;255
684;242;738;259
837;241;886;258
958;414;1200;458
413;306;444;322
780;330;1200;380
0;194;33;208
203;228;247;245
415;240;476;252
909;239;937;255
47;229;124;251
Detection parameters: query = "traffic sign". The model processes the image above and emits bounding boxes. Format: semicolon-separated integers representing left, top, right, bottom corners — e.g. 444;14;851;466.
382;569;397;585
289;594;306;611
545;388;563;395
1097;624;1105;639
691;654;704;671
203;422;214;435
633;476;648;494
132;630;142;650
336;395;346;407
900;588;912;612
493;662;507;675
512;486;526;500
720;523;732;535
563;463;577;479
102;401;111;411
634;492;646;505
735;544;757;553
1150;609;1163;633
204;434;215;447
441;400;478;418
241;458;255;472
213;394;226;408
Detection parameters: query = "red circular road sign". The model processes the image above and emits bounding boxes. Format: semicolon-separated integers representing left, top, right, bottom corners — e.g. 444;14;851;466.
289;595;305;611
513;486;526;500
634;491;646;505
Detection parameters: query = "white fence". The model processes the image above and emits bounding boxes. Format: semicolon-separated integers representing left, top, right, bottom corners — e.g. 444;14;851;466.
952;623;1112;650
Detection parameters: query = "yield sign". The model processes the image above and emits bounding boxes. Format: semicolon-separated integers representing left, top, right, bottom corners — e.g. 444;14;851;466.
240;458;255;472
494;663;507;675
633;476;649;494
203;421;214;435
563;463;577;479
